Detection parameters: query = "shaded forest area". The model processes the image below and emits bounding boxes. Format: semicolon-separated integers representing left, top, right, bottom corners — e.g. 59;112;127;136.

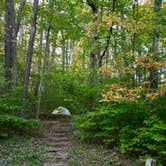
0;0;166;165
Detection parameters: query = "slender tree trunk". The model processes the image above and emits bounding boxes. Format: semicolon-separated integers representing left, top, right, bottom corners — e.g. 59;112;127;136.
131;0;138;87
86;1;98;86
62;32;66;71
149;0;162;89
32;31;43;113
97;0;116;83
38;31;43;70
37;25;51;119
21;0;39;117
4;0;15;91
13;0;26;87
68;40;73;65
49;39;57;72
65;39;69;71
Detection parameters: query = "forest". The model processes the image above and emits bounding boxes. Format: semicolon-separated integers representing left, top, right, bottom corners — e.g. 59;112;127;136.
0;0;166;165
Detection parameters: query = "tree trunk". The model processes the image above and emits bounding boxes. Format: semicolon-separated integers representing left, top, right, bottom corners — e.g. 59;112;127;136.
4;0;15;91
62;32;66;71
49;39;57;72
131;0;138;87
21;0;39;117
32;30;43;113
149;0;162;89
37;25;51;119
97;0;116;82
13;0;27;87
87;1;98;86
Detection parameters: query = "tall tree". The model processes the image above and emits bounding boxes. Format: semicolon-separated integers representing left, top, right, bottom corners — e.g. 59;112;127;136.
49;39;57;71
4;0;26;90
149;0;162;89
22;0;39;117
13;0;27;87
86;0;98;86
37;24;51;119
4;0;15;90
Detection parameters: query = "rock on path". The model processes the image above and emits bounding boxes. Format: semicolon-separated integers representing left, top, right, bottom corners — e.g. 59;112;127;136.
43;120;72;166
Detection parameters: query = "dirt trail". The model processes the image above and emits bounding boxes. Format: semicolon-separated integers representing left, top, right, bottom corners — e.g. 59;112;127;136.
41;118;141;166
43;119;72;166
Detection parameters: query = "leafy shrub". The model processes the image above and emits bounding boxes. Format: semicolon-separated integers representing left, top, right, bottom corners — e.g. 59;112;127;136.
0;88;22;113
43;70;102;114
0;115;40;138
119;95;166;160
73;94;166;162
74;101;147;143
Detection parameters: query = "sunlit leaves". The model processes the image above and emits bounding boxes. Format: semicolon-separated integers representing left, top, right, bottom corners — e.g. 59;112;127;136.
135;54;166;69
100;84;144;102
100;81;166;103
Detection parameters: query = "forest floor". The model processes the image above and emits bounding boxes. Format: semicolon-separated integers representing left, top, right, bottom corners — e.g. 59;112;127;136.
0;117;142;166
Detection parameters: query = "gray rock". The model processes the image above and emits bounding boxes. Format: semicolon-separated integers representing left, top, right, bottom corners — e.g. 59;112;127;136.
145;158;156;166
52;106;71;116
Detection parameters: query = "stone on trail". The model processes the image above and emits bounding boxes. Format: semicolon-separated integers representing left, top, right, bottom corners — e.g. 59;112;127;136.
52;106;71;116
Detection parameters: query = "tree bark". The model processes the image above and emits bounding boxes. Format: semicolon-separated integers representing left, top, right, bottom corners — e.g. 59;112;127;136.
4;0;15;91
37;25;51;119
149;0;162;89
86;0;98;86
13;0;27;87
49;39;57;72
62;32;66;71
32;30;43;113
21;0;39;117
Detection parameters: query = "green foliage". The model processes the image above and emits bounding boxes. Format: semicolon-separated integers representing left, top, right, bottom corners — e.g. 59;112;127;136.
0;115;40;138
73;94;166;161
0;88;23;113
0;80;37;116
119;95;166;160
43;70;102;114
0;65;5;89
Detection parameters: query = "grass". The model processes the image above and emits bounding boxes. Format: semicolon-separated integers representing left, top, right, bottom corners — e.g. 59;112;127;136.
0;136;46;166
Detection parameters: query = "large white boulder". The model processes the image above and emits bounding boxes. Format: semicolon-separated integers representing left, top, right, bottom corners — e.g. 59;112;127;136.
145;158;156;166
52;106;71;116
